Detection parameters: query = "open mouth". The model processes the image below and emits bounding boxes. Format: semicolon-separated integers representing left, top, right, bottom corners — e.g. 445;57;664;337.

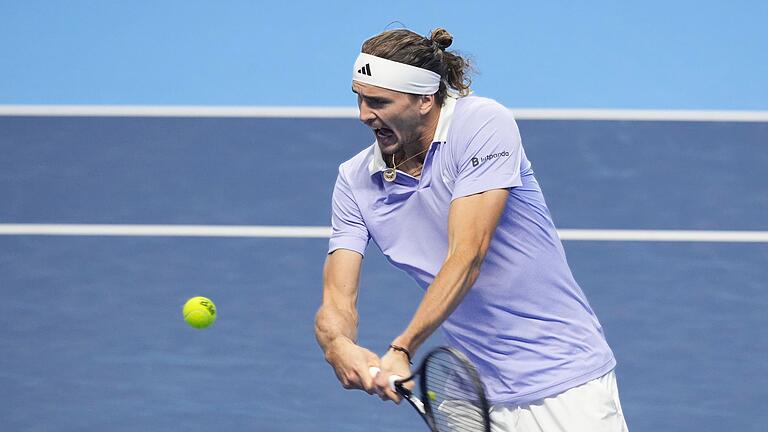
375;127;395;141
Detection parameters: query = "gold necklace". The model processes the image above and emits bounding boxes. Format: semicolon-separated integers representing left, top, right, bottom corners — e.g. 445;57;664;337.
383;147;430;182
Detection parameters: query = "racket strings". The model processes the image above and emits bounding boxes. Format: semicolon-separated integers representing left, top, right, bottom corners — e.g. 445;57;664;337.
423;351;488;432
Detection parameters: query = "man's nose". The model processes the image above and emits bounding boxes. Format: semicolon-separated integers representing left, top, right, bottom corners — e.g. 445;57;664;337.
358;104;375;125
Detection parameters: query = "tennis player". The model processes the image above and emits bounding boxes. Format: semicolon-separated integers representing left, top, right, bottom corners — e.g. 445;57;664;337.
315;27;629;431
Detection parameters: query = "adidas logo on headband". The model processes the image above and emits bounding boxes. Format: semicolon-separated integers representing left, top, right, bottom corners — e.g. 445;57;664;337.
357;63;372;76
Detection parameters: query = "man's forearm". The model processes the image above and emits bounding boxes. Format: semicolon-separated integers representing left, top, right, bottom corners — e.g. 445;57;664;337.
392;249;482;354
389;190;507;354
315;304;359;355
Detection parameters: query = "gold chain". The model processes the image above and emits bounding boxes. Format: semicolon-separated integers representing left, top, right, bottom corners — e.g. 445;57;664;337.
391;147;429;171
383;146;430;182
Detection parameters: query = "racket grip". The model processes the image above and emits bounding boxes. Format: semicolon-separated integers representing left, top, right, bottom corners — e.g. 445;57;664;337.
368;367;402;391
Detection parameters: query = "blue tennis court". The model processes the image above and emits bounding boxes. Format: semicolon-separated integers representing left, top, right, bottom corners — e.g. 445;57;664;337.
1;113;766;431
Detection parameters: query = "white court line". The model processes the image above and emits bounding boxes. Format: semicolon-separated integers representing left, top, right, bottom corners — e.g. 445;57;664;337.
558;229;768;242
1;224;767;243
0;105;359;118
1;105;768;122
0;224;332;238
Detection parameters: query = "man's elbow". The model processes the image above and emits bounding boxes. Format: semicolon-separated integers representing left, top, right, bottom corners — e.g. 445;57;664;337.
451;238;491;267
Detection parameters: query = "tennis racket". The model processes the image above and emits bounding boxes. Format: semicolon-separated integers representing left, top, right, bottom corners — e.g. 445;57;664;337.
370;346;491;432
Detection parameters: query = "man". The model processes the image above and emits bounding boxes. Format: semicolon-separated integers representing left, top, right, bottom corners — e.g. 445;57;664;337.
315;28;629;431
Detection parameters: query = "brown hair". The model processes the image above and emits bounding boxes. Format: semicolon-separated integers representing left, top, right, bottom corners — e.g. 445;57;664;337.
361;28;472;104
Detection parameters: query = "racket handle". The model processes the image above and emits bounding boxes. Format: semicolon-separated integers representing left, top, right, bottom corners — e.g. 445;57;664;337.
368;367;402;391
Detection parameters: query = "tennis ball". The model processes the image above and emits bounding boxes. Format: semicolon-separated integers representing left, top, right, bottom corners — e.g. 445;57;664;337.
183;296;216;329
427;390;437;401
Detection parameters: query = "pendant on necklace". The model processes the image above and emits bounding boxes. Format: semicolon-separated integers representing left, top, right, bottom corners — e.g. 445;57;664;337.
383;168;396;182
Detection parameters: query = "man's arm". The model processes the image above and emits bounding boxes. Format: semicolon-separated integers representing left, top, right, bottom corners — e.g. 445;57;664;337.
315;248;380;393
375;188;508;400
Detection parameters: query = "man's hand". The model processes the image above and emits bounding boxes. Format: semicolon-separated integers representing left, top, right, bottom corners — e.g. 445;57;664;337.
372;347;413;403
324;337;381;394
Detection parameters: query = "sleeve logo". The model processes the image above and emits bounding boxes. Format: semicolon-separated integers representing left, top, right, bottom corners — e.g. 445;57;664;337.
471;151;510;167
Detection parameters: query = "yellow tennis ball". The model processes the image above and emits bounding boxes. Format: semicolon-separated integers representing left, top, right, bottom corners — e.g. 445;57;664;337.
427;390;437;401
183;296;217;329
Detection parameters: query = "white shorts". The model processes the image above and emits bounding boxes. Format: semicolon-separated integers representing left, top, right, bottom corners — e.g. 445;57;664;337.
489;370;629;432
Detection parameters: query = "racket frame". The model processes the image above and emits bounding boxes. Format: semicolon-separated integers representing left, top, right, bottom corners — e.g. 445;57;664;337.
389;346;492;432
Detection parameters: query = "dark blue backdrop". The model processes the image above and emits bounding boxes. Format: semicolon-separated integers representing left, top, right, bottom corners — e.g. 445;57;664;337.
1;115;766;431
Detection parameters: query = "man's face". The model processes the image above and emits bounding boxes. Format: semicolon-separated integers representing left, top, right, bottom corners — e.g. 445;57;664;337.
352;81;425;156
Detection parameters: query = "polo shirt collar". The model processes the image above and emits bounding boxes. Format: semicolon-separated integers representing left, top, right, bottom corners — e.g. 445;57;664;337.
368;95;457;176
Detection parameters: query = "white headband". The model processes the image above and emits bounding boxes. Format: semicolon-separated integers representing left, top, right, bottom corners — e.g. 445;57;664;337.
352;52;441;95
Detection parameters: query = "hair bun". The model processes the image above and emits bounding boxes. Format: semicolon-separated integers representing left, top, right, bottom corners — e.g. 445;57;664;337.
429;28;453;50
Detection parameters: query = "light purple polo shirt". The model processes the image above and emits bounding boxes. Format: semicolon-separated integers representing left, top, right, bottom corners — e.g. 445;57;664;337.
329;95;616;405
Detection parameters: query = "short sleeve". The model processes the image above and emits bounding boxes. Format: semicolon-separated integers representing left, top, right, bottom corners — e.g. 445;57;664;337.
328;166;370;256
451;100;523;200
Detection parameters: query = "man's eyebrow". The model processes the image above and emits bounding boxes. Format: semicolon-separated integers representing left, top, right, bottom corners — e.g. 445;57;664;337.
364;95;389;103
351;88;390;103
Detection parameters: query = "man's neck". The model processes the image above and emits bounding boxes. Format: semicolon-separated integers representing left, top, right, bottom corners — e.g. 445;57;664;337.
420;105;442;150
404;105;441;158
395;105;441;174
